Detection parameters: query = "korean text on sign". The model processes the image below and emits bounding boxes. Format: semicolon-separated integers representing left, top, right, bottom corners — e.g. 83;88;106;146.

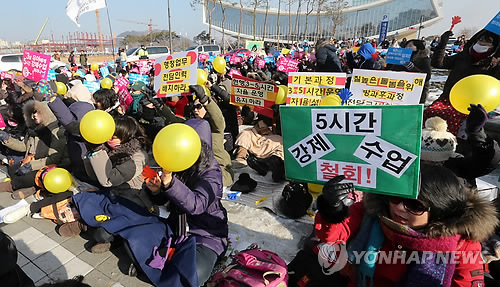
353;135;417;178
230;75;278;118
276;58;299;73
288;132;335;167
349;69;427;105
22;50;51;82
154;51;198;98
287;72;347;106
316;159;376;188
162;57;190;70
311;108;382;136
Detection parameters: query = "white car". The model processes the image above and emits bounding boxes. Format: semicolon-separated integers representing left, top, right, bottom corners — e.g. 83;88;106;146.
0;53;67;72
116;46;170;63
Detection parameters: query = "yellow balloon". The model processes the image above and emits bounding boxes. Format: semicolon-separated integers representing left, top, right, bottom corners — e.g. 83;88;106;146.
101;78;113;89
91;63;99;71
44;168;73;194
197;69;208;85
153;123;201;172
203;86;211;98
80;110;116;144
213;56;226;74
308;183;323;193
320;95;342;106
56;82;67;95
450;74;500;114
275;85;287;104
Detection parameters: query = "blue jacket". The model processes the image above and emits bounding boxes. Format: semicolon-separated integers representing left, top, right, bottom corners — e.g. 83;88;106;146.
72;192;198;287
160;119;228;256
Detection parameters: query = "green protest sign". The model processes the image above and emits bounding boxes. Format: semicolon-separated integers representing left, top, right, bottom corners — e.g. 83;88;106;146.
245;40;264;51
280;105;423;198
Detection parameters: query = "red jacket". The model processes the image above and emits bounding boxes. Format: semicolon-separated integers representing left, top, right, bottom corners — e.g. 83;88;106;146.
314;201;486;287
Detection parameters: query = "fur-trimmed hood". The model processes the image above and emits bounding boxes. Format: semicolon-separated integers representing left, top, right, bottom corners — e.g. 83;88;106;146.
363;191;498;242
23;100;57;129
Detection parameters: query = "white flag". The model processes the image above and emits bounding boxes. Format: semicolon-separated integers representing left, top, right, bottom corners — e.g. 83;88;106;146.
66;0;106;27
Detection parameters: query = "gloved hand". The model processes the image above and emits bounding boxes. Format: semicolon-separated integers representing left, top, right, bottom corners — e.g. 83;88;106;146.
338;88;353;105
317;175;355;224
466;104;488;133
189;85;208;105
0;130;10;141
16;162;32;176
437;31;454;49
403;61;415;71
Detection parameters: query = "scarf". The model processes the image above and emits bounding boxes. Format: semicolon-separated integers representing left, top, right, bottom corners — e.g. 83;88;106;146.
347;216;460;287
104;137;142;166
130;92;144;114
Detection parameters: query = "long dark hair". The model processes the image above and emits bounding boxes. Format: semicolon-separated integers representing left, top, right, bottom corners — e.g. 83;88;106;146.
174;141;214;188
114;116;149;148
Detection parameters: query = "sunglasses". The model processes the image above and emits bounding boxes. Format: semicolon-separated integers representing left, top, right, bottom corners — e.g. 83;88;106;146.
193;103;203;110
389;197;430;216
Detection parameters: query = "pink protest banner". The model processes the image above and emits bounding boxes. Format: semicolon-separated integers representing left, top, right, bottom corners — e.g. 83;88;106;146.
137;59;155;75
0;113;6;129
228;69;242;77
230;55;242;65
256;58;265;69
294;51;305;60
114;76;129;90
199;53;209;62
0;72;13;80
117;88;133;112
277;58;299;73
22;50;51;82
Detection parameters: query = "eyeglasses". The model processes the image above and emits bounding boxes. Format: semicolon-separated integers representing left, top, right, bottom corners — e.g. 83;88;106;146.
389;197;430;216
193;104;203;110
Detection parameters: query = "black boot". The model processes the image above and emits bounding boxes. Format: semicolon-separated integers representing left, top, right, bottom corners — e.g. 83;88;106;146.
266;156;285;182
247;154;269;176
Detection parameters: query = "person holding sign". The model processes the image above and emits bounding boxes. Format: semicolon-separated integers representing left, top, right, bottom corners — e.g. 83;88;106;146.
288;166;497;286
426;28;500;135
386;39;432;104
0;100;69;199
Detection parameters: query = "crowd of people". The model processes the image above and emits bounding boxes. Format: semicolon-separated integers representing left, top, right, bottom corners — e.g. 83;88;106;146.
0;25;499;287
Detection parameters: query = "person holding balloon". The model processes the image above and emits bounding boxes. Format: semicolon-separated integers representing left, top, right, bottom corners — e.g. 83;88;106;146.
146;119;228;286
0;100;69;199
426;28;500;135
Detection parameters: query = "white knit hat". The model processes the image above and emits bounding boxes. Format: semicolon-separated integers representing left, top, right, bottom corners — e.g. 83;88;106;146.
421;117;457;162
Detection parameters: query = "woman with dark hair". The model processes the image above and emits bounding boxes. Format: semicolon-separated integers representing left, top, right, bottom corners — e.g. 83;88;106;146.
146;119;229;286
92;88;120;116
386;39;432;104
315;38;343;72
288;164;498;286
58;116;154;253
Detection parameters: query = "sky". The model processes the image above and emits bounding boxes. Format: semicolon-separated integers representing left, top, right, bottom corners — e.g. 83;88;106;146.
1;0;499;43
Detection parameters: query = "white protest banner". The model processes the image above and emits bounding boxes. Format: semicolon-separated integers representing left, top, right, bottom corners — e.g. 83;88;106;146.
66;0;106;27
287;72;347;106
348;69;426;105
288;132;335;167
153;51;198;98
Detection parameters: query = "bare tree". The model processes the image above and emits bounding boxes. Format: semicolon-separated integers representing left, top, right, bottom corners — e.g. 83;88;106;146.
263;0;270;41
190;0;217;43
458;27;477;39
288;0;296;43
238;0;243;47
277;0;284;46
294;0;303;42
326;0;349;39
249;0;265;40
304;0;315;41
219;0;226;52
315;0;329;42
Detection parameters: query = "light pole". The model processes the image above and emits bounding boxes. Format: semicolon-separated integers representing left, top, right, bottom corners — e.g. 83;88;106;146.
354;8;368;40
168;0;173;52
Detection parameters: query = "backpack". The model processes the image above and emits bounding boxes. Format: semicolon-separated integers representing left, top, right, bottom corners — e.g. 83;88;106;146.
208;246;288;287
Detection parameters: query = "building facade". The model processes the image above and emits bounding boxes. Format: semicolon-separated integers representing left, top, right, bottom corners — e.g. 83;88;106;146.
204;0;442;43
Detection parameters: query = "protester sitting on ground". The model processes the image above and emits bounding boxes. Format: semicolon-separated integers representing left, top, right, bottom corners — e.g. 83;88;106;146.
0;100;69;199
425;29;500;135
421;110;500;187
288;165;498;286
189;85;234;187
146;118;229;286
386;39;432;104
58;116;154;254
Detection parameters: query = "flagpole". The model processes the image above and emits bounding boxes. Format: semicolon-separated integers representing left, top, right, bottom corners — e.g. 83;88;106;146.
168;0;173;52
104;0;115;56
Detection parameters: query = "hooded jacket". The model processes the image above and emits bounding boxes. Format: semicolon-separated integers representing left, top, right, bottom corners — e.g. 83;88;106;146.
314;192;498;287
2;100;69;171
431;29;500;100
158;119;228;256
315;43;343;72
347;43;383;70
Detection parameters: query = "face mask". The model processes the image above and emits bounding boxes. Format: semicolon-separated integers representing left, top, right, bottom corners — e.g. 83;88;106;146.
106;138;121;149
472;43;492;53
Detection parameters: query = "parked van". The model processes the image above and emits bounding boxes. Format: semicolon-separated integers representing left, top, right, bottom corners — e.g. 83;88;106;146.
185;45;221;55
116;46;170;62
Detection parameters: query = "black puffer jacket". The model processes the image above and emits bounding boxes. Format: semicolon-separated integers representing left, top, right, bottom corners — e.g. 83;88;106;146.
315;44;343;72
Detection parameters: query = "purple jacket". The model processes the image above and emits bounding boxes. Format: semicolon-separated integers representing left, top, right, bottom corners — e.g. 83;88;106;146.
48;97;94;181
161;119;228;256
